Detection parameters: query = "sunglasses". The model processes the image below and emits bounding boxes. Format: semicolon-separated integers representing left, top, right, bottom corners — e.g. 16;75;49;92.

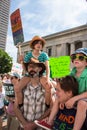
71;55;87;61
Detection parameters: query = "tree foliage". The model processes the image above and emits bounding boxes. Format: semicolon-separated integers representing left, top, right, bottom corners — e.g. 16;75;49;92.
0;49;13;74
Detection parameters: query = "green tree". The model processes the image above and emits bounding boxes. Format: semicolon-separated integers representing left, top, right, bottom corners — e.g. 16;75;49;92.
0;49;13;74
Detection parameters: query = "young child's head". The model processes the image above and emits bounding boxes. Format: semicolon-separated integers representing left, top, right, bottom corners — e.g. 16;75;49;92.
70;48;87;68
56;76;78;103
29;36;46;49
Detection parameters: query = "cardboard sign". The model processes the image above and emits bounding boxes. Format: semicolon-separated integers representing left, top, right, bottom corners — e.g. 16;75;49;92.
3;83;15;97
11;62;23;77
50;56;70;78
10;8;24;45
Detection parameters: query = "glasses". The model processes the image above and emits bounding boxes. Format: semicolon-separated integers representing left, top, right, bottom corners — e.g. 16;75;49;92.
71;55;87;61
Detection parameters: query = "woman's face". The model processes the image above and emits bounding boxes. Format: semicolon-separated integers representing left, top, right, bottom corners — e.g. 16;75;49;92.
34;41;43;50
55;82;72;103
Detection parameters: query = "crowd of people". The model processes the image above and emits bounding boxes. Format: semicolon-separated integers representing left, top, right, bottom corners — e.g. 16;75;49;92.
0;35;87;130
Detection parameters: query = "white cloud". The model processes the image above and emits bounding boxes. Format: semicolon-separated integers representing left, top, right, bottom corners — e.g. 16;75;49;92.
6;35;17;63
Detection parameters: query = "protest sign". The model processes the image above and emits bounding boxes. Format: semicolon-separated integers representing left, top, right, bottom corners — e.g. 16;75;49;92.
10;8;24;45
11;62;23;77
3;83;15;97
49;56;70;78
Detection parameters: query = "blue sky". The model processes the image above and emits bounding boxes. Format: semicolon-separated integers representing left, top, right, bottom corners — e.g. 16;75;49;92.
6;0;87;62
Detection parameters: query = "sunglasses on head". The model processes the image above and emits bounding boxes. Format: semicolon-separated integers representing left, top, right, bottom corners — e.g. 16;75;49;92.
71;54;87;62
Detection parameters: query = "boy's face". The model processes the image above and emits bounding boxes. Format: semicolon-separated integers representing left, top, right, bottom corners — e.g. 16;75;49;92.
55;82;72;103
71;53;87;68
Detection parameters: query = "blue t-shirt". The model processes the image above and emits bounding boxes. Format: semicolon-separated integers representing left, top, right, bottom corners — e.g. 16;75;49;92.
24;51;49;63
53;107;76;130
53;107;87;130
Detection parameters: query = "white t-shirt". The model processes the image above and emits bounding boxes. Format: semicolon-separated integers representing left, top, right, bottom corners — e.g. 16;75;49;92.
0;92;4;109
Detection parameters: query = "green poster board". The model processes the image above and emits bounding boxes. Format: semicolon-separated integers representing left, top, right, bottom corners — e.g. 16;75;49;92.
49;56;70;78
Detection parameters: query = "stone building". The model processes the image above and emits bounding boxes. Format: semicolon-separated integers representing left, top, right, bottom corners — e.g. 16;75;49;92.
17;24;87;60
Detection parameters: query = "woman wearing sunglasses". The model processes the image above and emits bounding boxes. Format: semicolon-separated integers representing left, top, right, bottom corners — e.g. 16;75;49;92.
65;48;87;130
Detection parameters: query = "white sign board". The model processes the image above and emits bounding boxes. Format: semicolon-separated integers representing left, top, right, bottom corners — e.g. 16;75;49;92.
11;63;23;76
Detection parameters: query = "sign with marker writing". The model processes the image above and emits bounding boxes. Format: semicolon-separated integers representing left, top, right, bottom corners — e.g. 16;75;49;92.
3;83;15;97
49;56;70;78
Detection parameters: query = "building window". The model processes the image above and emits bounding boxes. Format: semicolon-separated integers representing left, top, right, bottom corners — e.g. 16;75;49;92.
47;47;52;57
75;41;82;50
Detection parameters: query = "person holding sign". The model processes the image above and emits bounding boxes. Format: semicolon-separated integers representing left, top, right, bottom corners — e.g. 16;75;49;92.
6;72;20;130
15;35;51;106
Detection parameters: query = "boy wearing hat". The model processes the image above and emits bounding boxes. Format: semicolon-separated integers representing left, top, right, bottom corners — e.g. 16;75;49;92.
66;47;87;130
14;61;55;130
15;36;51;106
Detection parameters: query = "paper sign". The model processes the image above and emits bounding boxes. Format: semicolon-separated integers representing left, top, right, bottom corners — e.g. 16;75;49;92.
3;83;15;97
49;56;70;78
11;63;23;77
10;8;24;45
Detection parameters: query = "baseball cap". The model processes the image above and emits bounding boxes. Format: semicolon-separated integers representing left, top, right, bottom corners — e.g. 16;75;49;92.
10;72;20;79
71;48;87;56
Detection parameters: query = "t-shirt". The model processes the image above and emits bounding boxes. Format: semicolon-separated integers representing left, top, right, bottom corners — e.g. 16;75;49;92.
0;92;4;108
24;51;49;63
7;102;15;116
53;107;87;130
70;67;87;94
53;107;76;130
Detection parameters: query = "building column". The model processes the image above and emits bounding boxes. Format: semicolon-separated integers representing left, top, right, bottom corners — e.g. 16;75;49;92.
61;43;66;55
83;41;87;48
70;43;75;55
